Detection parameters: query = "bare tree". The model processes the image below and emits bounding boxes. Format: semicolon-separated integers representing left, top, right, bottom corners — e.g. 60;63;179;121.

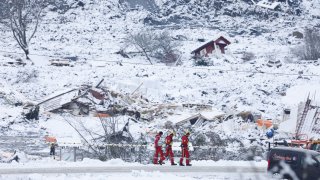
127;32;154;65
153;31;180;65
126;31;180;65
0;0;45;62
64;113;137;161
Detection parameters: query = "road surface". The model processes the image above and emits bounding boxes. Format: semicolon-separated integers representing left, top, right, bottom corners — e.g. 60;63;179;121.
0;165;266;174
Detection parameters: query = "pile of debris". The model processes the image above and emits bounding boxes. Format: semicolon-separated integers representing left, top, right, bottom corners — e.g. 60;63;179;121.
24;79;154;122
49;59;72;67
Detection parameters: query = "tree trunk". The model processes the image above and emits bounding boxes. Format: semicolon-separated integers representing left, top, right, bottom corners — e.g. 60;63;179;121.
23;48;34;65
142;49;153;65
23;49;30;60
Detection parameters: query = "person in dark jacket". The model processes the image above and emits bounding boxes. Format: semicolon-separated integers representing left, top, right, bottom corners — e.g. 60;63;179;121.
50;143;56;159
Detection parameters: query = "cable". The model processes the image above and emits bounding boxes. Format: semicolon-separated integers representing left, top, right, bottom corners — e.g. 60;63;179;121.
0;49;319;77
80;142;235;149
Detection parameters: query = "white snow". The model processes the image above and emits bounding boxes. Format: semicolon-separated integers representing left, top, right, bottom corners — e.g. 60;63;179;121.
282;84;320;106
0;171;268;180
0;159;268;180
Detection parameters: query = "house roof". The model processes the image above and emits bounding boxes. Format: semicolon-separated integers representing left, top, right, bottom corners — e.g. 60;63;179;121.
191;36;231;54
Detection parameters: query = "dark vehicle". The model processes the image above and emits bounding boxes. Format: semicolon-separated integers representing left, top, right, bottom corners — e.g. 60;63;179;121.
267;147;320;180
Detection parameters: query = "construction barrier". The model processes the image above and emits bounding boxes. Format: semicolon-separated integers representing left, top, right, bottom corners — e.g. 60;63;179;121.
45;136;57;143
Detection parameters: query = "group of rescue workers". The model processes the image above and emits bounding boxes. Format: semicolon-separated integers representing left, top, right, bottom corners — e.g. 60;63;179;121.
153;130;191;166
48;131;192;165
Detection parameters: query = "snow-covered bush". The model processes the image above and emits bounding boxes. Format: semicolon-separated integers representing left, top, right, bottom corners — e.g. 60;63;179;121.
153;31;181;65
194;57;212;66
239;145;264;161
193;133;206;146
164;121;174;129
126;30;180;65
15;68;39;83
242;52;255;62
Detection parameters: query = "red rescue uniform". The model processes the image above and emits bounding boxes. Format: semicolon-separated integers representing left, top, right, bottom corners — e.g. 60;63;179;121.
165;134;175;164
180;134;190;165
153;133;165;164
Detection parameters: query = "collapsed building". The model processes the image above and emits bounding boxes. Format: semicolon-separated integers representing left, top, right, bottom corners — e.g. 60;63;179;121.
26;79;146;121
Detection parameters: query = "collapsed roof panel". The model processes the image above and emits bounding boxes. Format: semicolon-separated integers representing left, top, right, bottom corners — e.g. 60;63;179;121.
38;89;79;112
170;109;226;126
200;109;225;120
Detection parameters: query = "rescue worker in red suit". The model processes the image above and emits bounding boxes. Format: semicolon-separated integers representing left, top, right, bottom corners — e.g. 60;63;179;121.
180;131;192;166
165;132;177;165
153;131;165;165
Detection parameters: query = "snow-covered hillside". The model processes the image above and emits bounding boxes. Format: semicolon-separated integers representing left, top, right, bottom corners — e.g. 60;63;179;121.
1;0;320;163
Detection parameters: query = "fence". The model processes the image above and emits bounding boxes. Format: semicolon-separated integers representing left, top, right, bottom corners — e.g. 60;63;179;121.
65;142;266;163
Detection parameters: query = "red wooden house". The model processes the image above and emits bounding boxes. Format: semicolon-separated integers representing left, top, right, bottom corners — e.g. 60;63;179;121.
191;36;231;57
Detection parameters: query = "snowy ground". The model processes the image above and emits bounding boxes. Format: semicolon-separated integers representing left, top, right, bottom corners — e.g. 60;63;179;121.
1;172;269;180
1;55;319;142
0;159;269;180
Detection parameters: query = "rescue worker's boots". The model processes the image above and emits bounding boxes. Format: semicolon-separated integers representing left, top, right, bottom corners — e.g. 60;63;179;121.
171;163;177;166
186;164;192;166
158;160;165;165
179;163;185;166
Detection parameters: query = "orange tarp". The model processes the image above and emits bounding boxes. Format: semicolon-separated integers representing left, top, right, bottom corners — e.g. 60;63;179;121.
45;136;57;143
256;119;273;128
